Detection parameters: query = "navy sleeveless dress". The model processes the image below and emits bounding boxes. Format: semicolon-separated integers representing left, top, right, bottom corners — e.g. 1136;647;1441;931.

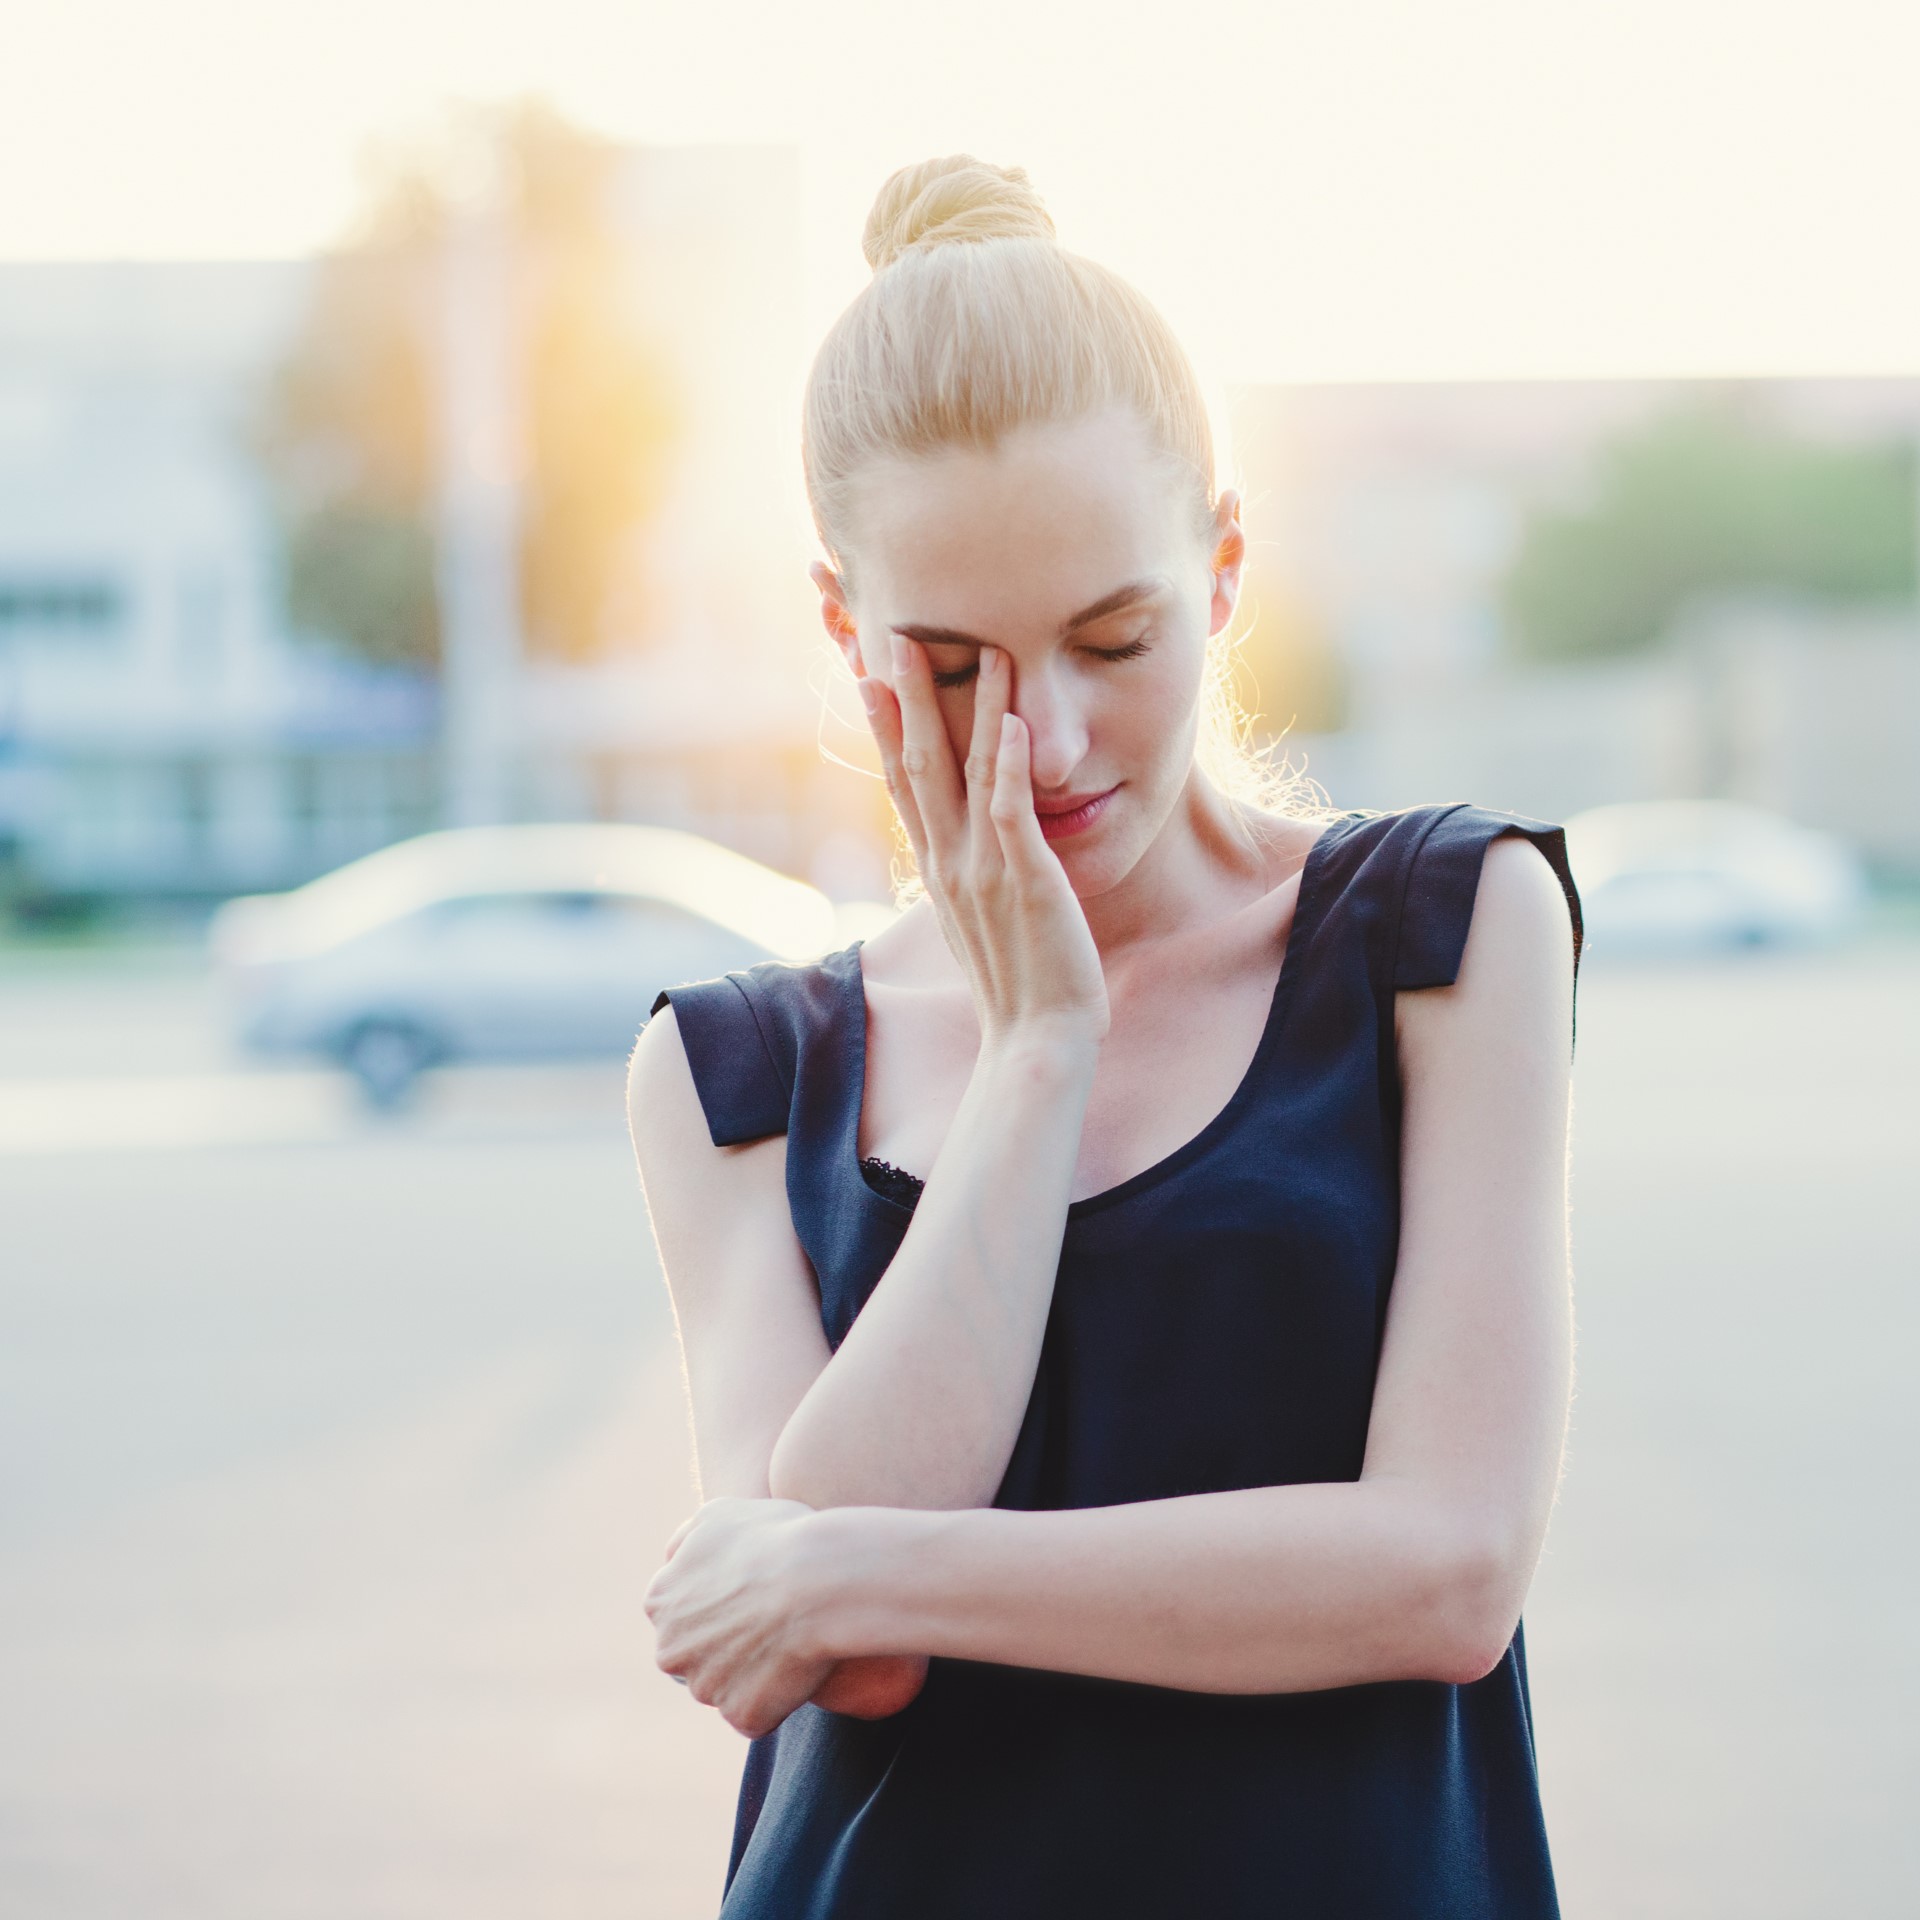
649;803;1583;1919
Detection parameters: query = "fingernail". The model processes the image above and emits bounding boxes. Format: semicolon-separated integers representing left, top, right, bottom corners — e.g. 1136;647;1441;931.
856;678;878;716
889;634;909;676
1001;713;1018;745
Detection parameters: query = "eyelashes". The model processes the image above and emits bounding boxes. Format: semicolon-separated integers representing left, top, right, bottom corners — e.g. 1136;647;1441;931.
929;635;1155;692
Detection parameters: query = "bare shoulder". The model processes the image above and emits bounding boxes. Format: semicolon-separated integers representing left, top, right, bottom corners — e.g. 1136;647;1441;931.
625;1004;788;1223
1244;804;1333;888
1463;834;1577;980
625;1002;704;1164
848;895;949;989
1399;833;1575;1056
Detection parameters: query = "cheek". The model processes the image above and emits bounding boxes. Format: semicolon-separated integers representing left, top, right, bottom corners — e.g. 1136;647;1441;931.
1117;645;1203;775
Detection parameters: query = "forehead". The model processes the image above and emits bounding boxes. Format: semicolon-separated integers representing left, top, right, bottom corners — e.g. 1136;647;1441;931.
847;407;1196;626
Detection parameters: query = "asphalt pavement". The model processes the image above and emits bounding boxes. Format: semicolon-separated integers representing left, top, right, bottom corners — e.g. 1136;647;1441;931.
0;940;1914;1917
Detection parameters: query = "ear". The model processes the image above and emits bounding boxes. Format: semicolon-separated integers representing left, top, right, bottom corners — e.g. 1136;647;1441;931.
810;561;864;677
1206;489;1246;639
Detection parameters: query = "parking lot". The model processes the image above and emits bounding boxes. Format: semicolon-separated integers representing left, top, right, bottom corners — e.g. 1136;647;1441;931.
0;939;1915;1917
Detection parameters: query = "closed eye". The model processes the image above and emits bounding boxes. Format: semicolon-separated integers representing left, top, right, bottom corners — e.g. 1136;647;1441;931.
930;634;1155;691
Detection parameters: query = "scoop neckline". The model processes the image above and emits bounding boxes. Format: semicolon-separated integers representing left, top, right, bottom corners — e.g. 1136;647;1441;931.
843;813;1351;1222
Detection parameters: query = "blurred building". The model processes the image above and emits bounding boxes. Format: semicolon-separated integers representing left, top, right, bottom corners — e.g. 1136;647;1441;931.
0;143;888;913
0;261;437;900
1233;379;1920;873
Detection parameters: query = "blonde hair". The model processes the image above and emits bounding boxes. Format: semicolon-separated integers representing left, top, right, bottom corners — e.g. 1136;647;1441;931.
803;154;1311;842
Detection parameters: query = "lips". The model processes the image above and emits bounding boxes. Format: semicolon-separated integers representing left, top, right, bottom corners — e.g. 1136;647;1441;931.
1033;786;1118;841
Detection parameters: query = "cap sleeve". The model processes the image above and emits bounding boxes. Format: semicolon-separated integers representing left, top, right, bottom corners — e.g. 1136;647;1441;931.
647;974;793;1147
1393;804;1584;991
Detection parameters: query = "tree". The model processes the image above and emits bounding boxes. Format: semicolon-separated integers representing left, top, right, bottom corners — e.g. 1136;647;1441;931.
255;99;680;668
1501;392;1916;665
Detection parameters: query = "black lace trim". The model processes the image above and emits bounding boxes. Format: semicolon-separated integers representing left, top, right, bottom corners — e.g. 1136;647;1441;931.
859;1154;926;1208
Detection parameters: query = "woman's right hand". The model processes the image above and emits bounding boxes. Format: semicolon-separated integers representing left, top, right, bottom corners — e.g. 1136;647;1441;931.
860;637;1109;1049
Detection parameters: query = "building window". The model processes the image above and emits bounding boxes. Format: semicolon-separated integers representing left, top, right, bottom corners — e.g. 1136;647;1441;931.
0;578;125;631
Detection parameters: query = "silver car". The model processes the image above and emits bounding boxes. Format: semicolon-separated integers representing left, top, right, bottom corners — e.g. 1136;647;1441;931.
208;823;844;1104
1564;800;1867;956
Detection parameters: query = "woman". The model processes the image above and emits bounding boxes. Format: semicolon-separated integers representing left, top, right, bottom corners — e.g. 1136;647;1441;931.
629;155;1581;1917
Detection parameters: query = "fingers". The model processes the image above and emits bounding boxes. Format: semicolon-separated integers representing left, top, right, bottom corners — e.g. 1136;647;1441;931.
963;647;1012;868
887;635;965;856
988;712;1056;881
857;675;928;868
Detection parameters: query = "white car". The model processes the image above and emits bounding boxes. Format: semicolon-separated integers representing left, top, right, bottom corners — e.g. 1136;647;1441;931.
209;823;844;1103
1563;800;1867;956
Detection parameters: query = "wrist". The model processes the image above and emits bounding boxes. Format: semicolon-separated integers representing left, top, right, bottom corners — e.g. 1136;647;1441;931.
787;1505;953;1663
975;1020;1102;1087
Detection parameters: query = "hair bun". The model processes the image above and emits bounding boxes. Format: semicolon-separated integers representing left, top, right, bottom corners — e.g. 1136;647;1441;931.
862;155;1056;272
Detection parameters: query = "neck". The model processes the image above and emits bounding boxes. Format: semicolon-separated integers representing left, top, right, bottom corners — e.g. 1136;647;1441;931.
1075;767;1282;959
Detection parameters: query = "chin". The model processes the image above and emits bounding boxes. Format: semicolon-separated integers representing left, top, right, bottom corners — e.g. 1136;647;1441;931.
1055;827;1146;899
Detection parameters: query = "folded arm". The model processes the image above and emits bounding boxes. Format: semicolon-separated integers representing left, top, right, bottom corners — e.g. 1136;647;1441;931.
628;994;1094;1714
766;1024;1096;1511
789;836;1577;1693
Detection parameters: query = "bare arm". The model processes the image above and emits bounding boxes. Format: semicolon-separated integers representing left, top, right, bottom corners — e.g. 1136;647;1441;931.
784;835;1576;1692
765;637;1109;1512
767;1028;1096;1510
630;1005;939;1718
626;1005;831;1505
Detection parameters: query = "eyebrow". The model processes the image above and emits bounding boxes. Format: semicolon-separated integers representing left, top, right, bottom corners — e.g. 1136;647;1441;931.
889;577;1168;651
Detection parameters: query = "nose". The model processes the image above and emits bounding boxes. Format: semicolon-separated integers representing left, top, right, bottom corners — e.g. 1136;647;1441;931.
1009;661;1091;796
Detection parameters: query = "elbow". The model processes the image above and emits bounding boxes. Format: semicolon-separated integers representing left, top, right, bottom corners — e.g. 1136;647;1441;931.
1411;1519;1532;1686
766;1421;862;1512
1427;1618;1519;1688
765;1429;820;1509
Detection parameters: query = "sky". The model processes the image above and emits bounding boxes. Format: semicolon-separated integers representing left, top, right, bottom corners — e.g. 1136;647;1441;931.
4;0;1918;384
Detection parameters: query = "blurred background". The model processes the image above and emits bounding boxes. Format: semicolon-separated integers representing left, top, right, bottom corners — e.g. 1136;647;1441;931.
2;4;1916;1915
